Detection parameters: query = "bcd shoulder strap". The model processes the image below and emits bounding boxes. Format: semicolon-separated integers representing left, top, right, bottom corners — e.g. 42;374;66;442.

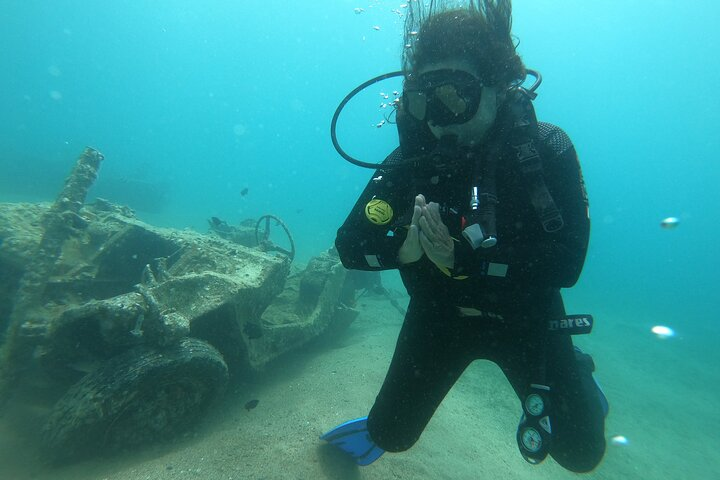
507;91;565;233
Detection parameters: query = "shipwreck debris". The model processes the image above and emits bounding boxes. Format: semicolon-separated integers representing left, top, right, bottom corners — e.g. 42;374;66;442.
0;147;104;404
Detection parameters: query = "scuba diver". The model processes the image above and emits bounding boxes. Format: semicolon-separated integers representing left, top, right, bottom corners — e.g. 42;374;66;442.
321;0;608;473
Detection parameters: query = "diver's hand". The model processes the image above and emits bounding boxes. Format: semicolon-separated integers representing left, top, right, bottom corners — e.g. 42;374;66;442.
398;195;426;265
418;201;455;269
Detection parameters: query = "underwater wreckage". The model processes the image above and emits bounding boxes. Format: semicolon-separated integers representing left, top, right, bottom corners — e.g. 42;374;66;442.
0;147;360;461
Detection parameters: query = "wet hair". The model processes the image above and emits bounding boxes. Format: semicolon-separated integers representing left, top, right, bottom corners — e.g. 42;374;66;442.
403;0;525;87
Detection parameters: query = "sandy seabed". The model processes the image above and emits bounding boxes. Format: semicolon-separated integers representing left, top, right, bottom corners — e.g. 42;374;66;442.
1;288;718;480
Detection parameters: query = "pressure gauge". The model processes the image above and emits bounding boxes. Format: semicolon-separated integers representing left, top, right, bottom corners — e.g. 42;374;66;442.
525;393;545;416
521;427;543;453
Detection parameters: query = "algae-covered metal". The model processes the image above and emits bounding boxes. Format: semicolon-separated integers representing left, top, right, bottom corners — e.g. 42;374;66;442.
0;149;358;462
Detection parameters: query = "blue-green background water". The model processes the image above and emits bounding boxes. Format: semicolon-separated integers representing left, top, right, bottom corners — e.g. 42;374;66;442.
1;0;719;478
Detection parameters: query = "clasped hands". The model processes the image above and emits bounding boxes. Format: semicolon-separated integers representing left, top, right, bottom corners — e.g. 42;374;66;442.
398;194;454;269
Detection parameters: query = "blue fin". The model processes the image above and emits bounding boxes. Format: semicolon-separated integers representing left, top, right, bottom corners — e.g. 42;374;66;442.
320;416;385;466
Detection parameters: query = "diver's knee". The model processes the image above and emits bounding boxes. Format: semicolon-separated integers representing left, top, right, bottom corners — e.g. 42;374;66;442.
552;437;606;473
574;347;609;417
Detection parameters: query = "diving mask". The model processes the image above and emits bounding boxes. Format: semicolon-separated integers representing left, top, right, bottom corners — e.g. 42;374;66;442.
403;69;483;127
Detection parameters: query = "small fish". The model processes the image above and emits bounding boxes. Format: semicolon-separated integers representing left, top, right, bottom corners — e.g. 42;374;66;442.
610;435;628;446
240;187;249;197
245;399;259;411
660;216;679;229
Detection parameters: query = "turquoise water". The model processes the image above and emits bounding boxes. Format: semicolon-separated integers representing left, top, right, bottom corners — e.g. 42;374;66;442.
1;0;719;478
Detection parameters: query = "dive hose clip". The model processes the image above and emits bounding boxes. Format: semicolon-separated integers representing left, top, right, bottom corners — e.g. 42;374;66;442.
462;223;497;249
463;186;498;249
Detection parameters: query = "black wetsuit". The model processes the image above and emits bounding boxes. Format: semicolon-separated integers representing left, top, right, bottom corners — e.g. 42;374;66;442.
335;122;606;472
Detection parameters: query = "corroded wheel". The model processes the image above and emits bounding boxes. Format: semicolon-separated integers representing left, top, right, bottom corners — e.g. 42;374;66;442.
254;214;296;262
42;338;228;462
